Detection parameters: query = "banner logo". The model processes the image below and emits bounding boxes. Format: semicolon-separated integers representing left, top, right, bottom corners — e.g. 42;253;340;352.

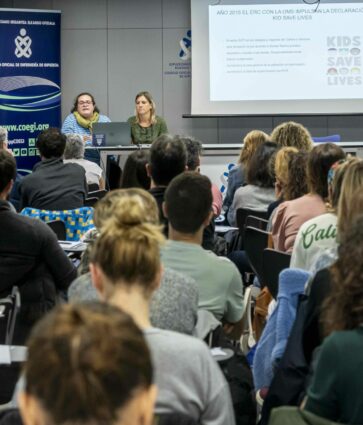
179;30;191;60
15;28;32;59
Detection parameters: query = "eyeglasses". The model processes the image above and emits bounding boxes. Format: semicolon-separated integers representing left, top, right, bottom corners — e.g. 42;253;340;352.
78;101;93;106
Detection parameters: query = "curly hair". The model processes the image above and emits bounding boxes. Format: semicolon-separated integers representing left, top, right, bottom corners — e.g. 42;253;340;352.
322;212;363;336
239;130;270;165
284;151;309;201
271;121;313;152
274;146;298;187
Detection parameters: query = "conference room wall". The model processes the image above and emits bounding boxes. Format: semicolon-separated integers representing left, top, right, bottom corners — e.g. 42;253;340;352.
2;0;363;142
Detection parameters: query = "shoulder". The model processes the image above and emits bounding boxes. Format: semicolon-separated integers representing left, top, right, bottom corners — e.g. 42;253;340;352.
62;113;76;125
64;161;86;176
127;116;137;124
156;115;166;123
163;267;197;290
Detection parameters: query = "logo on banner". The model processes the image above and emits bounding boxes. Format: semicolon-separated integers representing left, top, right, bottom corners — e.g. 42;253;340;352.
15;28;32;58
179;30;191;61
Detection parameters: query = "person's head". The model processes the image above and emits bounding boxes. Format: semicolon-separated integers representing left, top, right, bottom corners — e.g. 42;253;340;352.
307;143;346;199
64;134;85;160
274;147;299;190
239;130;270;165
135;91;156;125
36;128;67;159
90;193;164;300
71;92;99;119
120;150;151;190
163;172;213;235
93;188;159;230
0;126;8;149
19;303;156;425
0;150;16;196
283;151;309;201
323;213;363;336
271;121;313;152
148;134;187;186
180;136;203;171
327;158;359;212
246;141;278;188
337;159;363;237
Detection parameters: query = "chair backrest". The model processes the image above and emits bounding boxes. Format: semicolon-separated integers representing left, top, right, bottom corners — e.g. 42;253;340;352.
236;208;268;235
46;220;66;240
245;215;269;231
84;197;99;207
0;287;21;346
87;183;99;192
262;249;291;299
87;189;108;200
244;226;269;285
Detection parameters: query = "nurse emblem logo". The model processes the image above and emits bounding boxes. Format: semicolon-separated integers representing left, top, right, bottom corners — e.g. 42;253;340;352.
15;28;32;59
179;30;191;61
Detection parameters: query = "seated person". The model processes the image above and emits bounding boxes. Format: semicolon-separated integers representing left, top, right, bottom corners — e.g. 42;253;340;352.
272;143;345;253
147;134;187;233
120;150;151;190
303;214;363;424
270;121;314;152
63;133;105;189
69;188;198;335
19;128;87;211
227;142;278;227
18;303;156;425
0;126;22;211
89;195;235;425
162;172;244;332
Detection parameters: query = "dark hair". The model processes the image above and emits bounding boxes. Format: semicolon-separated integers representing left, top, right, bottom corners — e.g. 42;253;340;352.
323;213;363;335
149;134;187;186
180;137;203;171
120;150;150;190
284;152;309;201
0;150;16;192
307;143;345;199
36;128;67;159
246;141;278;188
71;92;100;114
24;302;152;425
165;172;212;234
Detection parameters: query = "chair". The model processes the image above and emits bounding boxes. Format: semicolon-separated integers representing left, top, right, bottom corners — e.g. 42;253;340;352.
312;134;341;143
46;220;66;240
87;189;107;200
84;197;99;207
262;249;291;299
244;226;270;285
235;208;268;250
245;215;269;231
0;287;21;346
87;183;99;192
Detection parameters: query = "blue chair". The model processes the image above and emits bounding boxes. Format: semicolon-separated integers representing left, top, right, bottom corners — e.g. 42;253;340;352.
312;135;341;143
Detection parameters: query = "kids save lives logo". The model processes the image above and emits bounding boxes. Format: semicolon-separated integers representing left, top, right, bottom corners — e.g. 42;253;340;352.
327;36;362;86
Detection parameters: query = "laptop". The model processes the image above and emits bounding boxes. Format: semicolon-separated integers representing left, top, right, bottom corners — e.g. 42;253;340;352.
92;122;131;147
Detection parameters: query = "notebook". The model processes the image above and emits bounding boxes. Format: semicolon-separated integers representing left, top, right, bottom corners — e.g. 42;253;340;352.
92;122;131;147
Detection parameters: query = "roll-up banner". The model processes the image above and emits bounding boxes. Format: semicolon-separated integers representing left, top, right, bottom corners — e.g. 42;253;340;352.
0;9;61;172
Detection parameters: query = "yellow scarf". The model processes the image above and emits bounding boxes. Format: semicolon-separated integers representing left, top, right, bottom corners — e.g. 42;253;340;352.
74;111;99;131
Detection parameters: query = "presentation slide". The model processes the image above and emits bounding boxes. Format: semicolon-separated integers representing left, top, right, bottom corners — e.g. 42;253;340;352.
191;1;363;115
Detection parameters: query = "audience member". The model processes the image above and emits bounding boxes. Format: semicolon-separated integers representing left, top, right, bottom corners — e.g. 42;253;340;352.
303;214;363;424
272;143;345;252
270;121;313;151
291;158;356;271
147;134;187;232
120;149;150;190
19;128;87;211
223;130;270;216
0;150;77;345
0;126;22;210
63;133;105;189
89;195;235;425
61;92;110;164
162;172;244;334
18;303;156;425
227;141;278;226
69;188;198;335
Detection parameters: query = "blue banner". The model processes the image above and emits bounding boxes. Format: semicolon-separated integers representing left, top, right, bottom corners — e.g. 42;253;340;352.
0;9;61;171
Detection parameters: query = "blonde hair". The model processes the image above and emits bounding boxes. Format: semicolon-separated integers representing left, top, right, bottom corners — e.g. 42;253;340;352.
239;130;270;164
274;146;298;187
135;91;156;125
271;121;313;152
337;160;363;238
94;188;159;229
91;194;164;293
